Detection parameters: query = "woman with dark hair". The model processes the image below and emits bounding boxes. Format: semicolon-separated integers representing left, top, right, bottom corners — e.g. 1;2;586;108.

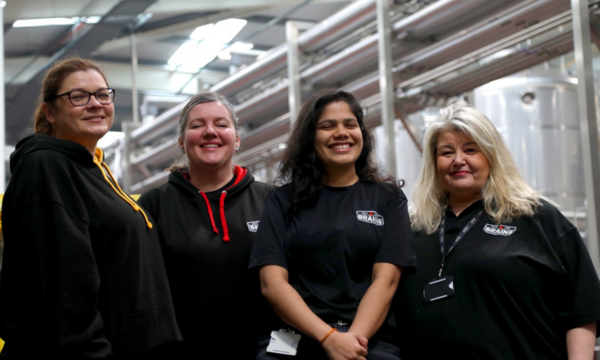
396;102;600;359
250;89;415;360
138;92;273;359
0;57;181;358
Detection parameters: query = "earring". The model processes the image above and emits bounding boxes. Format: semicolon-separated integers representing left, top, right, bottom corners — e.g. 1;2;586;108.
180;149;185;153
236;147;239;151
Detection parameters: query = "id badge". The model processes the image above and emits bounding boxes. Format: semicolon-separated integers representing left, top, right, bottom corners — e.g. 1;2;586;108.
267;329;301;356
423;275;455;303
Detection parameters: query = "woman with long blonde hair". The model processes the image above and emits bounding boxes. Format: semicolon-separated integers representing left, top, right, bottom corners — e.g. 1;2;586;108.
397;102;600;359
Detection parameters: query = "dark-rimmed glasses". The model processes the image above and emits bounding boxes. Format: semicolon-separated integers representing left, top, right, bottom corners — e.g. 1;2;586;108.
53;88;116;106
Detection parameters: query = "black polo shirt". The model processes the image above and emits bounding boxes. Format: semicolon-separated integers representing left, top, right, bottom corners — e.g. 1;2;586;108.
250;181;416;341
396;200;600;359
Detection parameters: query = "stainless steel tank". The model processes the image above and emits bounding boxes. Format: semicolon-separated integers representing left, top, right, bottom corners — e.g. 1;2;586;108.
473;72;585;228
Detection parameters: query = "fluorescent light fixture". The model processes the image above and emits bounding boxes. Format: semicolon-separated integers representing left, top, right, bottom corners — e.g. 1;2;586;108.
83;16;102;24
168;42;198;68
212;19;247;43
195;40;226;68
218;42;254;60
189;24;214;41
13;16;102;28
13;17;76;27
168;18;247;71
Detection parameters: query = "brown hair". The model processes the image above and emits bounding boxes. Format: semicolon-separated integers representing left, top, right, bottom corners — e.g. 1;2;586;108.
34;57;108;134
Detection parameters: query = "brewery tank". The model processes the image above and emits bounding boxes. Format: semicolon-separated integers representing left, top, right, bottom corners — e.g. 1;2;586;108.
473;72;585;229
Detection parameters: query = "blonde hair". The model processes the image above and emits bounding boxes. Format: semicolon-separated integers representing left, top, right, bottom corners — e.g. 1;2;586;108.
411;101;544;234
167;92;239;173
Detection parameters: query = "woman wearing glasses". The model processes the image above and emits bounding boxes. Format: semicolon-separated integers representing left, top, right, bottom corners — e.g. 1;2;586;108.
0;57;181;358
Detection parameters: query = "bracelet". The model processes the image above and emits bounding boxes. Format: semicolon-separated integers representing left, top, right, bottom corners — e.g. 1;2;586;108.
320;328;338;344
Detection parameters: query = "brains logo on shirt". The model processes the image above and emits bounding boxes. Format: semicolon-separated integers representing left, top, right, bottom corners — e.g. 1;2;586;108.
356;211;384;226
247;221;260;232
483;223;516;236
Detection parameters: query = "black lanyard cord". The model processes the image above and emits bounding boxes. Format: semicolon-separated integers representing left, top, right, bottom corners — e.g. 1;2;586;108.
438;210;483;278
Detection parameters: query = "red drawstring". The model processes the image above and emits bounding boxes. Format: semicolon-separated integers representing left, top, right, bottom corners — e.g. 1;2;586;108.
219;191;230;242
200;191;219;235
192;165;247;242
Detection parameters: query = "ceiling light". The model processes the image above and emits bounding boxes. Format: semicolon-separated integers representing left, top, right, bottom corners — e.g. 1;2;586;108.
168;18;247;71
212;19;247;43
13;16;102;28
84;16;102;24
13;17;76;27
194;40;226;68
189;24;214;41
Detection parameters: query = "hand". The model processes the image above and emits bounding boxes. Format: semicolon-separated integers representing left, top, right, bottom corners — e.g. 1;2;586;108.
322;331;368;360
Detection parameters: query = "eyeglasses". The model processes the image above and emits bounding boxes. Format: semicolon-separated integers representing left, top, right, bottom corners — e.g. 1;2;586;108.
53;88;116;106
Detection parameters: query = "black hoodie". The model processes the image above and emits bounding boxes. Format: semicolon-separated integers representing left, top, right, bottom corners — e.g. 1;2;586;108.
138;166;273;359
0;134;181;358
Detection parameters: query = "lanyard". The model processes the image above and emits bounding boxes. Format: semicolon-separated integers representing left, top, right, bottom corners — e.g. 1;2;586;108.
437;210;483;278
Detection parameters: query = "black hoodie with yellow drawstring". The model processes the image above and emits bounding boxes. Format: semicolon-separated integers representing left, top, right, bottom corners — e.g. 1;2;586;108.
0;134;181;359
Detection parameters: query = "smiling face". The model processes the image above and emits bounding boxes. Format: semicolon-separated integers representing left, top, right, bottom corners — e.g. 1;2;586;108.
436;130;490;203
179;101;240;171
314;101;363;177
44;70;113;153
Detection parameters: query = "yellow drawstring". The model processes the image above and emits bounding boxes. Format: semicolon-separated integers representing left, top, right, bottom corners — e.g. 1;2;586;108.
93;148;153;229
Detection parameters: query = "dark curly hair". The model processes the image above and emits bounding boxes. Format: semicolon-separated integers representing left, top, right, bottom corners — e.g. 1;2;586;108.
277;89;395;214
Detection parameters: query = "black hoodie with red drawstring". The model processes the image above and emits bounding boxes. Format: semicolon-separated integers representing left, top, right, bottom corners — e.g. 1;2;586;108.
138;165;273;359
0;134;181;359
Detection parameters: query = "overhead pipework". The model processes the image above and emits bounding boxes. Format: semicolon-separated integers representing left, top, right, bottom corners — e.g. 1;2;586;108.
122;0;589;197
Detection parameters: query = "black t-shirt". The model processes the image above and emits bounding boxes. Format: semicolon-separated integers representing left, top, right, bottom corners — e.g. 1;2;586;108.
396;200;600;359
250;181;416;340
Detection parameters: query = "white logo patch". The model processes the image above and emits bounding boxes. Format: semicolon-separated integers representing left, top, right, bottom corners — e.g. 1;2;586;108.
483;223;516;236
247;221;260;232
356;211;384;226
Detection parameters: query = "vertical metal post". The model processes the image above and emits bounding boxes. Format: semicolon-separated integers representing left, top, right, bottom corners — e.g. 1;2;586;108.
130;31;140;125
122;121;135;193
0;2;6;190
286;21;302;131
376;0;397;177
571;0;600;274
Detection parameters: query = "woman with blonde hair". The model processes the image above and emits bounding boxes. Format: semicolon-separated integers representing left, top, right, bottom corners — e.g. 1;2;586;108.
396;102;600;359
138;92;273;359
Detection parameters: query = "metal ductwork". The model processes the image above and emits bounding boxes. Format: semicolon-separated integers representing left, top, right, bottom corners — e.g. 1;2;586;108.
126;0;577;193
210;0;377;97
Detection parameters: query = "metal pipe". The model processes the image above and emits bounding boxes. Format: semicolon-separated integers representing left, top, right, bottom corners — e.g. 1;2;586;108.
122;121;136;193
0;2;5;190
287;21;302;129
130;102;185;145
130;31;140;125
376;0;397;177
392;0;485;35
298;0;376;52
301;33;379;85
393;0;567;73
571;0;600;274
210;0;376;96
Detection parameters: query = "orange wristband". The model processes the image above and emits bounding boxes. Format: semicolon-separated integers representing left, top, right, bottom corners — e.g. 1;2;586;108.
320;328;338;344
